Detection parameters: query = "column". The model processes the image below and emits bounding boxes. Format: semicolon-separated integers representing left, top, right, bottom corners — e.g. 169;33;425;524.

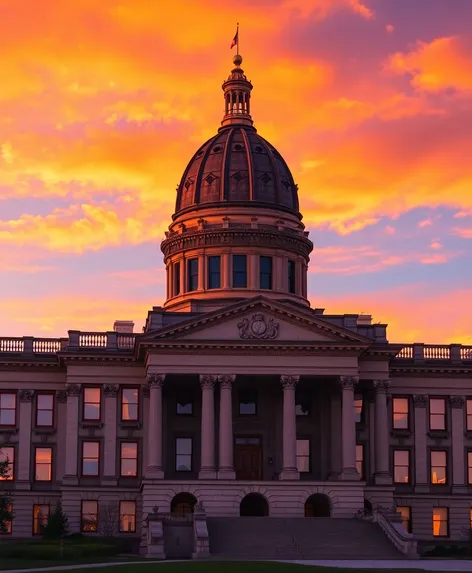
280;375;300;480
198;254;205;291
373;380;392;484
102;384;118;485
180;256;185;293
55;391;68;481
146;374;164;479
450;396;466;493
222;253;231;289
17;390;34;489
340;376;359;480
63;384;81;484
273;257;283;291
249;254;258;290
328;391;342;479
199;375;217;478
218;375;236;479
413;395;428;493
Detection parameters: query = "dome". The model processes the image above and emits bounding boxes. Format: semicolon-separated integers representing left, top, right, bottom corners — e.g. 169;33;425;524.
174;126;300;218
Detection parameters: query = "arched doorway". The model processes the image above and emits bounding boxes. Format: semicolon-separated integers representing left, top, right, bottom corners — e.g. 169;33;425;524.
304;494;331;517
240;493;269;516
170;493;197;515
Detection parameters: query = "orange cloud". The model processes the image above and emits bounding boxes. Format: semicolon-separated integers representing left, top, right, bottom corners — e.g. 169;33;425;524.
452;227;472;239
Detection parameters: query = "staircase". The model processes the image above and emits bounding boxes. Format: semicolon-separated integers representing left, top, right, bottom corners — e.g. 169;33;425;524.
207;517;404;560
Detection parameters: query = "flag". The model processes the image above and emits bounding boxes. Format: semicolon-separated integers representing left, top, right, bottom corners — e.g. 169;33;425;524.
230;27;239;50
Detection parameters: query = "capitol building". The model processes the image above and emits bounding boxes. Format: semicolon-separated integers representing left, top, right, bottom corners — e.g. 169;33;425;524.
1;53;472;559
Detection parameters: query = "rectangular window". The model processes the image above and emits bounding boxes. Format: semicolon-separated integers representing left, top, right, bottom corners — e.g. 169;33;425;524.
470;508;472;529
36;394;54;427
83;387;101;421
397;506;412;533
354;394;363;424
176;397;193;415
176;438;192;472
392;397;409;430
233;255;247;288
81;500;98;532
119;501;136;533
82;441;100;476
0;446;14;480
429;398;446;430
433;507;448;537
431;450;447;484
288;260;296;294
0;504;12;534
0;392;16;426
33;504;50;535
121;388;139;421
356;444;364;479
208;256;221;289
393;449;410;484
467;399;472;431
120;442;138;477
468;452;472;485
35;447;52;481
295;390;310;416
296;439;310;473
239;390;257;415
174;261;181;296
187;258;198;292
260;256;273;290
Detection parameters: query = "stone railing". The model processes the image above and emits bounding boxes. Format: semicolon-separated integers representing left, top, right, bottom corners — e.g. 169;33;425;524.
372;508;418;558
394;343;472;364
0;336;68;354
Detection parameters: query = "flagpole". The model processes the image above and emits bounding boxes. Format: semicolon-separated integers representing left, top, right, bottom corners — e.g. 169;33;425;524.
237;22;239;56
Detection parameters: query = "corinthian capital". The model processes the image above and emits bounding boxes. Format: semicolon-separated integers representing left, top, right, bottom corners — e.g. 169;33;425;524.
66;384;81;397
200;374;217;389
280;375;299;389
147;374;165;389
450;395;465;409
373;380;390;393
339;375;358;389
104;384;119;397
218;374;236;389
19;390;34;402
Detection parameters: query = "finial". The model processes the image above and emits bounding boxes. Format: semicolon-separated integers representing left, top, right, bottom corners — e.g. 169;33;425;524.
233;54;243;67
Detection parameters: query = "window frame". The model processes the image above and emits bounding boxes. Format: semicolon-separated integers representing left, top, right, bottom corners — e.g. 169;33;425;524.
207;255;221;290
34;446;53;482
119;501;137;533
356;443;364;480
120;441;138;478
232;254;247;288
187;258;199;292
81;500;98;533
238;389;258;416
429;397;447;431
35;392;55;428
0;445;15;481
174;261;181;296
81;440;100;477
393;449;410;485
82;387;102;422
430;449;448;485
354;394;364;425
396;506;412;533
288;260;296;294
392;396;410;431
296;438;310;473
468;450;472;485
0;392;17;427
295;390;310;417
121;387;139;422
175;437;193;472
176;396;193;416
432;507;449;537
466;399;472;432
259;255;273;290
33;503;50;535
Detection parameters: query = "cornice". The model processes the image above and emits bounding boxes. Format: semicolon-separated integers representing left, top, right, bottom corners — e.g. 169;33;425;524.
61;355;139;366
390;366;472;376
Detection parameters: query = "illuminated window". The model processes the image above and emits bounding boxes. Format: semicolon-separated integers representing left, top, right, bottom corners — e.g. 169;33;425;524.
208;256;221;289
467;400;472;431
121;388;139;421
0;393;16;426
356;444;364;479
431;450;447;484
33;504;49;535
34;447;52;481
83;388;101;421
397;506;411;533
432;507;448;537
81;500;98;532
0;446;14;480
0;504;12;534
233;255;247;288
468;452;472;485
354;394;363;424
36;394;54;427
260;256;273;290
429;398;446;430
82;441;100;476
187;258;198;292
393;450;410;484
296;439;310;473
392;398;409;430
120;442;138;477
176;438;192;472
119;501;136;533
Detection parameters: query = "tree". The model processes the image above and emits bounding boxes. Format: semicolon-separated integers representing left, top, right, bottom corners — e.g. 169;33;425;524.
98;503;121;537
0;456;14;534
42;501;69;539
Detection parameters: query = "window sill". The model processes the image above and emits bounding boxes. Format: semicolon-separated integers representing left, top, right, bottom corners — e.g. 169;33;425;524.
80;421;104;429
391;429;412;438
119;421;142;430
428;431;450;439
33;428;56;435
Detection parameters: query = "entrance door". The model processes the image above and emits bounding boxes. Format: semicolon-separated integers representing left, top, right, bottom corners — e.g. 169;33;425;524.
234;437;262;480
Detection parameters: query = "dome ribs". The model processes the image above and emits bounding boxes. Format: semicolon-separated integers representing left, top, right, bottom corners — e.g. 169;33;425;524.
240;128;254;202
194;134;219;206
220;127;236;202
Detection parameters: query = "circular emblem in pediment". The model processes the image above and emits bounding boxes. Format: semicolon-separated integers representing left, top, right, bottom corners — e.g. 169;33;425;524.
251;315;267;336
238;313;279;340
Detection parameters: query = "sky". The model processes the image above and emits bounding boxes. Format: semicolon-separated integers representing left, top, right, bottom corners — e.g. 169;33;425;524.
0;0;471;344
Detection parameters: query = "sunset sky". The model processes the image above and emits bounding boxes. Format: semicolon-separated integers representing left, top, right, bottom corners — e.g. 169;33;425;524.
1;0;471;344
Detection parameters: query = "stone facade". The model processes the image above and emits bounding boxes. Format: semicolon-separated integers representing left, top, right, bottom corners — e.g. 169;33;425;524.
1;53;472;550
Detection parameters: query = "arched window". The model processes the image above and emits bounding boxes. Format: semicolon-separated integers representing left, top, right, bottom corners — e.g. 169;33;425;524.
170;493;197;515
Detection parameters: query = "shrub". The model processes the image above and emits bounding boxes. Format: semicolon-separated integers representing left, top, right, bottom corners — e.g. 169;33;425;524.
43;501;69;539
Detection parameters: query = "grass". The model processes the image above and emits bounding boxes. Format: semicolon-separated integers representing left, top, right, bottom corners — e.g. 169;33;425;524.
0;556;148;571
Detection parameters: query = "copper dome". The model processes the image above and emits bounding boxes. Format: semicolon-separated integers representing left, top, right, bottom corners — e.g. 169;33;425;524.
174;125;300;218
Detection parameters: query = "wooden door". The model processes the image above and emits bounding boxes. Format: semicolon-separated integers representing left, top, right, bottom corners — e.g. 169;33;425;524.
234;444;262;480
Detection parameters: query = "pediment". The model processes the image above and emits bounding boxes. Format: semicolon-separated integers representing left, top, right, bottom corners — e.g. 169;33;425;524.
140;297;373;348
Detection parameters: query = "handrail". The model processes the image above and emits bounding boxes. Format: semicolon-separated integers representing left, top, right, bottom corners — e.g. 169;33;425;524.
373;508;418;558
